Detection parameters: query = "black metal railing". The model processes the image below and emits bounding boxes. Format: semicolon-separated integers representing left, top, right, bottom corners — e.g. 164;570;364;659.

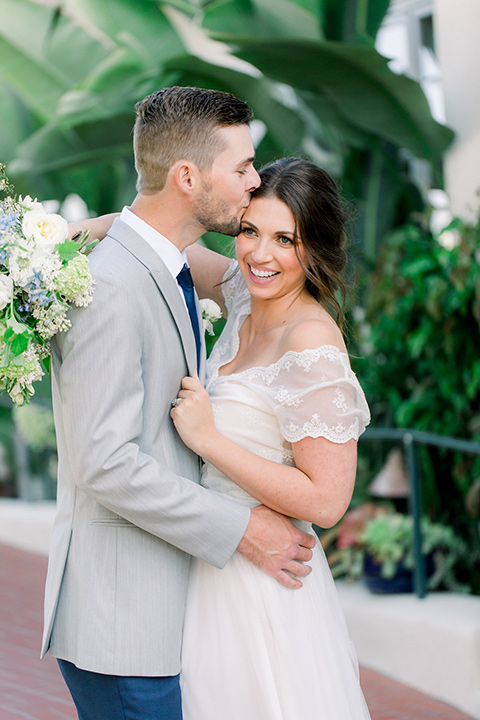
361;428;480;598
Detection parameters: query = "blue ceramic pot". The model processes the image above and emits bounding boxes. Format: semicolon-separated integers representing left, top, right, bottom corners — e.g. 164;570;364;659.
362;553;414;594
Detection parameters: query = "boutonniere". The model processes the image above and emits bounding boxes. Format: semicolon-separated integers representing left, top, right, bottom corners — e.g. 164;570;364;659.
200;298;222;336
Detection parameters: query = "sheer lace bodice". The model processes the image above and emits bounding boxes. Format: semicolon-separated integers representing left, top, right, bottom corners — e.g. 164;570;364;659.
200;262;370;506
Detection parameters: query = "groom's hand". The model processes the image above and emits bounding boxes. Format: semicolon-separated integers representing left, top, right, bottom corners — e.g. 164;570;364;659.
237;505;316;589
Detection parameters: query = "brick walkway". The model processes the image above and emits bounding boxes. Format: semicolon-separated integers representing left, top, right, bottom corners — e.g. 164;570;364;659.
0;543;474;720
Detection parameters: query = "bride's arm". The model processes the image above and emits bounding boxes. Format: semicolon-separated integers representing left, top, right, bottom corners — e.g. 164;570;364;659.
186;244;232;314
68;215;232;315
171;374;357;529
68;213;120;241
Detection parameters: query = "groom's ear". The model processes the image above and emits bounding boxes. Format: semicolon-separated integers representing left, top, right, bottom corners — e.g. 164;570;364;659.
172;160;199;196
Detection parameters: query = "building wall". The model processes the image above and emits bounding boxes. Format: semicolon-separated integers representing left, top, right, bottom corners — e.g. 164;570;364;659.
434;0;480;220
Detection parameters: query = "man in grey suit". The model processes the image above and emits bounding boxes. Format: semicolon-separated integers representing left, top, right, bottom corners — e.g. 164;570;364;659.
42;86;315;720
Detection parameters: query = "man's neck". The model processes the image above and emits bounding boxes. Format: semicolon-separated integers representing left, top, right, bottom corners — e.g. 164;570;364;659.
130;193;202;252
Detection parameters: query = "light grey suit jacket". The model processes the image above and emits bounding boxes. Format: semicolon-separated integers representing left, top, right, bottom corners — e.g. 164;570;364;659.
41;219;250;676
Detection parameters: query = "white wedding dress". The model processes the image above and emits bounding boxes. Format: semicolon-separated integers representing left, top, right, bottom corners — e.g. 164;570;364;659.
181;264;371;720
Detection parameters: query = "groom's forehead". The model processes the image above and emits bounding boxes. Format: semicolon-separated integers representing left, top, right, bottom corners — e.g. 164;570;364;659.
212;125;255;165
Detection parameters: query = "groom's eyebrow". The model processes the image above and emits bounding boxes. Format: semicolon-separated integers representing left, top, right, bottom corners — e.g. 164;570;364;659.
237;156;256;169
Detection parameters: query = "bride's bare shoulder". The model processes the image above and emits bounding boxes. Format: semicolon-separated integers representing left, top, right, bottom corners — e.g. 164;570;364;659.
282;313;347;355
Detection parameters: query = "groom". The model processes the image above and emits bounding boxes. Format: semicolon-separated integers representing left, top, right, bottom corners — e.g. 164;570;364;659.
42;86;315;720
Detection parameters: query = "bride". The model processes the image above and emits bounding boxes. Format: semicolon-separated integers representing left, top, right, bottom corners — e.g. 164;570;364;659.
171;157;371;719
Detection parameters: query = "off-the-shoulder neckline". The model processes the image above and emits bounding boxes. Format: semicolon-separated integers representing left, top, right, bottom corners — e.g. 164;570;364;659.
215;264;348;383
215;345;347;382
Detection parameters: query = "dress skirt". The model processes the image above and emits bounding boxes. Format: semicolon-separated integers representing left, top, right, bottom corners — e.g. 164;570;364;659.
181;537;371;720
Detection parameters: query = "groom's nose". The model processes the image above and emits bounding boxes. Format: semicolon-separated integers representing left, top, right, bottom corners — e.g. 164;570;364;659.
246;166;261;192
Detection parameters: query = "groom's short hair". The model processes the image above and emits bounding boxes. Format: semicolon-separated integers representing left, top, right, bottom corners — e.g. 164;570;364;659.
133;86;253;194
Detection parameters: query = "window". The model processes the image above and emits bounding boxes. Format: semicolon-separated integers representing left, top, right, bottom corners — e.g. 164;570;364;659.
376;0;445;123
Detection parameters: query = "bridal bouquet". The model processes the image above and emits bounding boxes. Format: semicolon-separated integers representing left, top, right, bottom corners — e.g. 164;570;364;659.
0;164;96;405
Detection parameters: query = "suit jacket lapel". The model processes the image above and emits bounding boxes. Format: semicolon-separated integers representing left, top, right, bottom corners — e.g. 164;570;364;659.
108;220;199;377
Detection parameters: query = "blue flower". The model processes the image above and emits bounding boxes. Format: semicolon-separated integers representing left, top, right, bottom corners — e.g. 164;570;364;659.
25;270;53;306
25;269;44;290
0;211;20;232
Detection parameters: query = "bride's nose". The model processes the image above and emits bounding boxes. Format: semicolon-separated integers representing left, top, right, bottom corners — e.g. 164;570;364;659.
250;238;273;264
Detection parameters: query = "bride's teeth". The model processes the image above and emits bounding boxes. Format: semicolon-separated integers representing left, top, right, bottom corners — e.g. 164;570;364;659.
250;267;277;278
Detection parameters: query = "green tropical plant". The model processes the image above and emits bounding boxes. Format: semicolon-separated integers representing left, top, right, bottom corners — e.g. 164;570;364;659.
350;214;480;592
0;0;453;255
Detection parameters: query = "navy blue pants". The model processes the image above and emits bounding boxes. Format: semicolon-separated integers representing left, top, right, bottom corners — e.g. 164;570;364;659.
57;659;183;720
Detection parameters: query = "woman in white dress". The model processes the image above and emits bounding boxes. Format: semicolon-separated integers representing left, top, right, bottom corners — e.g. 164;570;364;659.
171;157;371;719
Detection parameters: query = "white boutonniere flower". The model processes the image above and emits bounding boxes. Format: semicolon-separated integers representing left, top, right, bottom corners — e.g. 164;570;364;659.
200;298;222;336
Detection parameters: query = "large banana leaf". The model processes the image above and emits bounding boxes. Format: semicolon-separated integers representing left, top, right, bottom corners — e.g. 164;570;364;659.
9;114;136;176
8;113;139;210
322;0;391;43
203;0;323;40
227;38;454;163
54;0;186;126
56;49;157;127
0;0;110;121
66;0;184;62
0;80;36;161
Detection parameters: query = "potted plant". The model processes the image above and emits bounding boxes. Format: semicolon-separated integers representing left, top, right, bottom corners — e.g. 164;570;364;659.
327;503;470;594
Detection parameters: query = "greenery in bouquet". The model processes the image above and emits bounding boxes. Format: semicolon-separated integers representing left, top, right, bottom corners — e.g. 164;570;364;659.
0;164;96;405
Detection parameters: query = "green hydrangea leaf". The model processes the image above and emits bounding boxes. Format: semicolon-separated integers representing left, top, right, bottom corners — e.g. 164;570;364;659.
56;241;81;263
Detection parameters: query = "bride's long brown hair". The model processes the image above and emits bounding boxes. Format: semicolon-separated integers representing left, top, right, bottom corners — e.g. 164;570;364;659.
252;158;349;327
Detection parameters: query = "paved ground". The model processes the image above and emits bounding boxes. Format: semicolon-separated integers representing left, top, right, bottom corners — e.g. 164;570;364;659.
0;542;475;720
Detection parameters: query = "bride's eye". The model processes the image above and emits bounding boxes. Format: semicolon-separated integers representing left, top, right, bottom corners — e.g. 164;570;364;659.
241;226;255;236
277;235;293;246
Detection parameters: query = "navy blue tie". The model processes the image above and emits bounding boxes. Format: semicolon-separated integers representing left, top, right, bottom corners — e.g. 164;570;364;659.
176;264;201;373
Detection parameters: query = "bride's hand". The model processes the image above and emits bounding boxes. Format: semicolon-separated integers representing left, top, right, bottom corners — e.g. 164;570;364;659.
170;374;217;455
68;213;120;241
68;222;88;240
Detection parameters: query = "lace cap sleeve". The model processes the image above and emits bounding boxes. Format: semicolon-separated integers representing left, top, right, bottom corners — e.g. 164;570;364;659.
261;346;370;444
221;260;249;315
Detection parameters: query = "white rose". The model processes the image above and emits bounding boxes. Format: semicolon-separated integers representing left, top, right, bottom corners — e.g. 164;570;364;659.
0;274;13;310
22;205;68;251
